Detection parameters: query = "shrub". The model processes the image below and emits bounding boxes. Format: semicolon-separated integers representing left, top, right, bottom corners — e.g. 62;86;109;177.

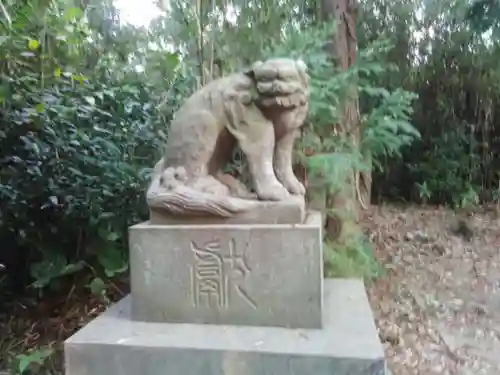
0;72;169;297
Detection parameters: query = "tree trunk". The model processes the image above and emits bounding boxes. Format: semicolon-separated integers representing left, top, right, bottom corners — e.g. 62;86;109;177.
321;0;368;242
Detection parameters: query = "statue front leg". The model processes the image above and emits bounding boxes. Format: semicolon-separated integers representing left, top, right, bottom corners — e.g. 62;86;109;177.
240;123;290;201
226;103;289;201
274;129;305;196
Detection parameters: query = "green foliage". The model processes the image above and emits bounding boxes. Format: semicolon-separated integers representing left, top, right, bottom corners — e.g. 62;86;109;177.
466;0;500;32
14;346;54;375
408;127;482;206
263;22;419;198
362;0;500;206
361;87;420;170
0;0;186;298
88;277;108;301
0;74;165;291
324;237;385;281
30;255;85;290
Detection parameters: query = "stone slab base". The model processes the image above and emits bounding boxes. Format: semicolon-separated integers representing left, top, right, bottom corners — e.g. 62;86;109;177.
65;279;386;375
149;195;305;225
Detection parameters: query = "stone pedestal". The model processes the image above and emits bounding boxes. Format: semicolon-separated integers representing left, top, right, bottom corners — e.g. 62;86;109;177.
65;208;387;375
65;280;386;375
129;212;323;328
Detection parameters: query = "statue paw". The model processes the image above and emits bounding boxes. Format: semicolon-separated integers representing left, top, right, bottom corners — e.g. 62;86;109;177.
256;183;290;201
285;179;306;196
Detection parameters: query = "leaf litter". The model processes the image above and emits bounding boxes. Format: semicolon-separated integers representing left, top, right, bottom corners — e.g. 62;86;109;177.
362;204;500;375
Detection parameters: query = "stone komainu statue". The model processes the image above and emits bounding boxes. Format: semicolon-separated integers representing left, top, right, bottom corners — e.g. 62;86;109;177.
147;58;310;217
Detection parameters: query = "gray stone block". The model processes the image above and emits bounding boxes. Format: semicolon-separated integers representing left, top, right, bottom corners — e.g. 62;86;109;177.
129;211;323;329
65;279;386;375
149;195;305;225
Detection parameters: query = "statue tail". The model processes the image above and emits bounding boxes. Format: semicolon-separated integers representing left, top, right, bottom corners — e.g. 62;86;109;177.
147;186;258;217
146;166;258;217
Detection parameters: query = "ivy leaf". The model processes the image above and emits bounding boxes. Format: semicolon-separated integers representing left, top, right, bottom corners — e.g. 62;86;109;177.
84;96;95;106
97;246;128;278
64;7;84;21
28;39;39;51
30;255;84;289
88;277;106;296
165;52;181;71
73;74;88;83
16;347;54;374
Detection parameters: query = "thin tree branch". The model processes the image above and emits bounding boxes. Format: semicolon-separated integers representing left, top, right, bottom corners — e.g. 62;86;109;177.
0;0;12;27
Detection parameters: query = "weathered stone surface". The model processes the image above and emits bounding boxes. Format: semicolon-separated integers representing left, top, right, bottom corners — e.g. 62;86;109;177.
146;58;310;219
129;211;323;329
65;279;387;375
149;194;305;225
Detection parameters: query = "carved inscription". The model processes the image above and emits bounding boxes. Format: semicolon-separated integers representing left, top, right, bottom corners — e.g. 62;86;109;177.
190;240;227;308
190;238;257;309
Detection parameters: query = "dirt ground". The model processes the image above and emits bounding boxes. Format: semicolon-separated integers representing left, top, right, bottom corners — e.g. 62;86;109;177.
363;204;500;375
1;204;499;374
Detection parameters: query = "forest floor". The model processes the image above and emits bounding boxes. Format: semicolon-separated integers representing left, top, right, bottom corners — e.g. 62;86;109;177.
364;204;500;375
1;204;499;374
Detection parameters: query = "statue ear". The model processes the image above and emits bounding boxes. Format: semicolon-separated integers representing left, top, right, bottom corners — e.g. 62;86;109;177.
242;67;253;77
243;60;263;77
252;60;264;69
295;59;310;86
296;59;307;73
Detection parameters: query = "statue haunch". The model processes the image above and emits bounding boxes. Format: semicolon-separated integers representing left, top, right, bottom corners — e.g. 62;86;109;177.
147;57;310;217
